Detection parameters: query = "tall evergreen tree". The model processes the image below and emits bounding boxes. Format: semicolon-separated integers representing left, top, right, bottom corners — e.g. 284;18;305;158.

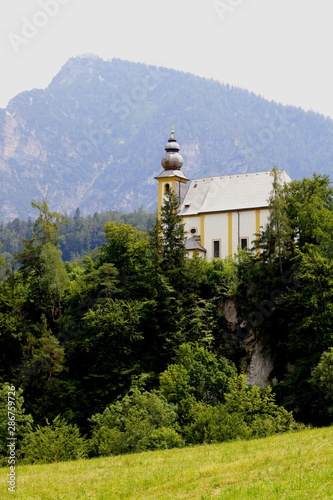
152;189;186;288
256;168;293;273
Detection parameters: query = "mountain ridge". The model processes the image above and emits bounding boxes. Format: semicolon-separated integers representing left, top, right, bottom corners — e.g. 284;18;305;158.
1;55;333;221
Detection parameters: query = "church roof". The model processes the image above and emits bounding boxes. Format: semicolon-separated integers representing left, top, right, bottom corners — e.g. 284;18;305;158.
185;236;207;253
155;169;189;180
179;170;291;216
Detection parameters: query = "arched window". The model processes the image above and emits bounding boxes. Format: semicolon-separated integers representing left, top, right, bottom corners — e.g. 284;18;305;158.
164;183;170;194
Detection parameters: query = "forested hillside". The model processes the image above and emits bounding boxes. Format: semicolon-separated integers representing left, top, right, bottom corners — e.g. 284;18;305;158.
1;55;333;221
0;207;155;264
1;172;333;465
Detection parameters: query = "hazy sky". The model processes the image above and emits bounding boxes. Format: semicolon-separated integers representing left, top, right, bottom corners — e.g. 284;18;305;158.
1;0;333;118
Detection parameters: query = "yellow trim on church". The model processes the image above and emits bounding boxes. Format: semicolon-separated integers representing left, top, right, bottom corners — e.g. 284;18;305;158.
157;178;176;219
157;180;163;219
200;214;205;248
228;212;233;256
255;210;261;237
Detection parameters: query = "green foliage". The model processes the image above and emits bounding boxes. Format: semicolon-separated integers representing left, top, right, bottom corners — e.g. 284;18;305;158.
171;299;217;347
20;318;65;385
285;247;333;354
39;243;70;319
100;221;151;298
285;174;333;252
256;167;293;272
138;426;184;451
183;375;299;445
21;415;88;464
311;348;333;420
15;200;69;323
90;389;182;456
17;200;65;273
101;221;149;272
224;375;298;435
65;299;145;425
204;256;240;298
160;343;236;406
159;344;237;427
183;402;251;444
159;364;192;403
239;173;333;423
152;189;186;288
311;348;333;395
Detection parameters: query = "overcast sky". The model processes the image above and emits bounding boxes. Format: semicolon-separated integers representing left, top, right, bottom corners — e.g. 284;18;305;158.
1;0;333;118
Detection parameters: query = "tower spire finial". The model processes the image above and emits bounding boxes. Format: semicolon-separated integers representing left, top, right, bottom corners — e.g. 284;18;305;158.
171;126;175;140
161;128;183;170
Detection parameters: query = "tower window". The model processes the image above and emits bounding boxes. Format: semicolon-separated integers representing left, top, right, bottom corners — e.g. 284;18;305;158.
190;227;198;235
240;238;248;249
213;240;221;259
164;183;170;194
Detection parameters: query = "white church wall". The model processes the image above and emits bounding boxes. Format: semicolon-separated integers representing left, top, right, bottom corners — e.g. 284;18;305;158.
183;216;201;238
204;212;229;260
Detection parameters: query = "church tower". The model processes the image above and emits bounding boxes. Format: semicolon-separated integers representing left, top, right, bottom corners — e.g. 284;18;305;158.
155;129;189;218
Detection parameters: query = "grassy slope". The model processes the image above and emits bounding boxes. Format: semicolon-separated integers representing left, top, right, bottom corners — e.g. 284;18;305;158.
1;427;333;500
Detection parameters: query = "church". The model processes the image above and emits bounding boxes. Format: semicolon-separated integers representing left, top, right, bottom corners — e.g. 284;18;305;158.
155;130;291;260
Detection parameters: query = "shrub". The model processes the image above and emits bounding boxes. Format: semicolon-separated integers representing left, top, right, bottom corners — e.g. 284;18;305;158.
159;343;237;425
21;415;88;464
311;347;333;418
90;389;180;456
138;427;184;451
184;402;251;444
224;375;300;435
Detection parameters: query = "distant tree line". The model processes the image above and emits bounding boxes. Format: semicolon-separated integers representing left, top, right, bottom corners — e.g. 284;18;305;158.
0;207;156;264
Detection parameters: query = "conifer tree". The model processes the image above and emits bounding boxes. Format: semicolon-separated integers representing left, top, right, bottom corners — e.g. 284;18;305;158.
256;167;293;273
153;188;186;288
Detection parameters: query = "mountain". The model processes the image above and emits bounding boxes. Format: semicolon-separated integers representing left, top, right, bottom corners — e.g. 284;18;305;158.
1;54;333;221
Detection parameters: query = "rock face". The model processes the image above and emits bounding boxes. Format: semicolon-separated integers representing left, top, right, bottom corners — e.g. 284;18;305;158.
246;342;275;388
222;299;275;388
1;55;333;221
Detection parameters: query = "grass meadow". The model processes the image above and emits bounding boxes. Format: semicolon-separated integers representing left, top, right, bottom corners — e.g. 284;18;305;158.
1;426;333;499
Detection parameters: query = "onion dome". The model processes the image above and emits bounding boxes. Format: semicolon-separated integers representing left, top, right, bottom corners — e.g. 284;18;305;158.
161;128;184;170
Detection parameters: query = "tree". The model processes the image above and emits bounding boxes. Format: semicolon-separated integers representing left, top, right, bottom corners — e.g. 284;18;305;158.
16;200;69;322
17;199;66;273
38;243;69;319
285;174;333;253
255;168;293;274
66;299;145;426
151;189;186;288
20;318;65;385
16;317;67;422
100;221;151;298
311;347;333;422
